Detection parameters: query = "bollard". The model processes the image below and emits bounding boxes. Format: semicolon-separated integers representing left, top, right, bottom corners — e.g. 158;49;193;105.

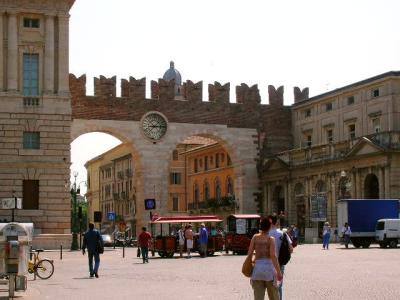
60;245;63;260
123;244;125;258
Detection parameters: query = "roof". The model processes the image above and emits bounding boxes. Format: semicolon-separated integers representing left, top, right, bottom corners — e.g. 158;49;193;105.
151;215;223;224
163;61;182;85
229;214;261;219
293;71;400;108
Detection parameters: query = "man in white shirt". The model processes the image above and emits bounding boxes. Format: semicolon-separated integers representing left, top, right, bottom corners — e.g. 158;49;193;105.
269;215;293;300
341;222;352;249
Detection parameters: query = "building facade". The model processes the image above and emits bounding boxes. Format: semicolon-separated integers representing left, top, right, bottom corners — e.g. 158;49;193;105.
0;0;74;247
85;143;137;234
261;72;400;240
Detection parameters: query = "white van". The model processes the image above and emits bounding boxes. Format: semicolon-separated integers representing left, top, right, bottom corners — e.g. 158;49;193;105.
375;219;400;248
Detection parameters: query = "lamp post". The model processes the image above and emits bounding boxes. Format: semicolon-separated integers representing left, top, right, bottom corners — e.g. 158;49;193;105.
70;171;79;250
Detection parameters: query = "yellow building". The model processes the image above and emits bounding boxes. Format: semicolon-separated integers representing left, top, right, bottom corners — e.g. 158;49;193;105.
85;143;137;235
185;142;235;218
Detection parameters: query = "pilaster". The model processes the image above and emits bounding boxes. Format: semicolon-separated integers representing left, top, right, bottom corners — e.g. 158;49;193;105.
44;14;55;94
0;11;3;90
378;167;384;199
7;12;18;91
57;14;70;95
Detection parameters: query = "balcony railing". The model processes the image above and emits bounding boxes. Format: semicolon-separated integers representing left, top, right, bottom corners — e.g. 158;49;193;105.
125;169;133;177
275;131;400;167
113;193;119;200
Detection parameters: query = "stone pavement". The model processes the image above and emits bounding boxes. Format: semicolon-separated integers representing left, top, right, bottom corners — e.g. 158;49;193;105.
1;244;399;300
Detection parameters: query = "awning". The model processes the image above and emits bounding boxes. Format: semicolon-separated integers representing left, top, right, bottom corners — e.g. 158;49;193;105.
151;215;223;224
230;214;260;219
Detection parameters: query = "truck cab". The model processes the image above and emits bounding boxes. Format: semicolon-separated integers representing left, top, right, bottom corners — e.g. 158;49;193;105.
376;219;400;248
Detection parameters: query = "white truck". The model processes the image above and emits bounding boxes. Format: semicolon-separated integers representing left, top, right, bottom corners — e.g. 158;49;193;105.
375;219;400;248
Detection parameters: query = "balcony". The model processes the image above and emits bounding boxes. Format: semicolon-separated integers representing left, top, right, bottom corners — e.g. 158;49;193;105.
113;193;120;200
120;192;127;200
275;131;400;168
117;171;124;180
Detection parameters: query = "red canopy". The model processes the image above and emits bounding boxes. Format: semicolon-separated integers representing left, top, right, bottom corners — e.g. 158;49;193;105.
151;215;223;224
230;214;260;219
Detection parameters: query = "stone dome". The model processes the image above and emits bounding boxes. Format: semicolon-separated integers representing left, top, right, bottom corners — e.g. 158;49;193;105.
163;61;182;85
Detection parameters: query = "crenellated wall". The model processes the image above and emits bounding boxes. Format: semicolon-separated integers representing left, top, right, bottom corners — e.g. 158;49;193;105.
69;74;297;155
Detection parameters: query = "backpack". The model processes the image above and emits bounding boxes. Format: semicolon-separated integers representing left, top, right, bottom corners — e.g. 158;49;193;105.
278;233;291;266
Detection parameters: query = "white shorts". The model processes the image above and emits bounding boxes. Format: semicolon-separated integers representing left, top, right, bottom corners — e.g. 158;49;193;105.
186;239;193;249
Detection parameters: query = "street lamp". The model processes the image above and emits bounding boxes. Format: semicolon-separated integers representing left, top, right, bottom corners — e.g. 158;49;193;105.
70;171;79;250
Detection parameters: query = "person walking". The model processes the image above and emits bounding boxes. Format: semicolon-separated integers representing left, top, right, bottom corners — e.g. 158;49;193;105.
138;226;152;263
247;217;283;300
322;222;331;250
269;215;293;300
82;222;103;278
185;224;194;258
342;222;352;249
177;225;185;258
199;223;208;258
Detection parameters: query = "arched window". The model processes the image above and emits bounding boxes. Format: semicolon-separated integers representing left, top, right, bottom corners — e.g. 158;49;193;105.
315;180;326;193
215;177;221;201
226;176;234;196
194;158;198;173
204;180;210;201
194;183;200;206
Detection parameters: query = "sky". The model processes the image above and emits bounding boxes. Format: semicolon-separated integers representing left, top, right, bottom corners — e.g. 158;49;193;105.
69;0;400;192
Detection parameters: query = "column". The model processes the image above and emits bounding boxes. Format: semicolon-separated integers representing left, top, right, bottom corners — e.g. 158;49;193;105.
7;12;18;91
330;175;337;227
44;15;55;94
286;180;292;226
262;184;267;214
351;171;356;199
0;12;3;90
267;183;272;214
378;167;384;199
57;15;70;95
384;166;390;198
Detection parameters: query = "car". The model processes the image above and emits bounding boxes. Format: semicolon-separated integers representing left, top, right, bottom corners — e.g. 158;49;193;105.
101;234;113;247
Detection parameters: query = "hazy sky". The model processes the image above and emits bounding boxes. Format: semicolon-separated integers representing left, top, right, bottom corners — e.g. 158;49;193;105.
69;0;400;191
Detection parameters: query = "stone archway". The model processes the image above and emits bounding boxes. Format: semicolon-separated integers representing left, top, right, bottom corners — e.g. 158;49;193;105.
364;173;379;199
272;186;285;214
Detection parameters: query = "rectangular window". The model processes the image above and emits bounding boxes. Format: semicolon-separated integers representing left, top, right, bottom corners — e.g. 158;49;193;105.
304;109;311;118
372;118;381;133
194;159;198;173
204;156;208;171
348;124;356;139
23;132;40;149
306;135;312;147
347;96;355;105
372;89;380;98
325;103;332;111
172;197;179;211
170;173;181;185
23;54;39;96
327;129;333;143
23;18;40;28
216;154;220;168
23;180;39;209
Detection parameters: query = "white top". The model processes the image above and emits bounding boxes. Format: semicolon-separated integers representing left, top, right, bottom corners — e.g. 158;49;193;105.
342;226;352;235
178;229;185;245
269;228;292;258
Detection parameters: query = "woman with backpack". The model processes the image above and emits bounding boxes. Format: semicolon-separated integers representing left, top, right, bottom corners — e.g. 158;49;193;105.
247;217;283;300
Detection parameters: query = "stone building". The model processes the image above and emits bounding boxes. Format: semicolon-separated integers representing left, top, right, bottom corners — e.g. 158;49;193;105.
85;143;137;234
0;0;74;248
261;71;400;240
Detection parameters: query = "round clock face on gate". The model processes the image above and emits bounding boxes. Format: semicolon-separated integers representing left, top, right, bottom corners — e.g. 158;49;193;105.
141;113;168;140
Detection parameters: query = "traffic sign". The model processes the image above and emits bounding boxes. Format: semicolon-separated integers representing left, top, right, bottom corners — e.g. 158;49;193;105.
107;211;116;221
144;199;156;210
0;198;22;209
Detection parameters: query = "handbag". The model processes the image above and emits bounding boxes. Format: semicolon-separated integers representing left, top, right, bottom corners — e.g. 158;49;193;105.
241;254;255;277
97;233;104;254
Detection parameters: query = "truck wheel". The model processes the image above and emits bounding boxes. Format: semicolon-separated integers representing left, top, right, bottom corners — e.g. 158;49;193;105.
361;241;371;248
379;242;387;248
352;240;361;248
389;240;398;248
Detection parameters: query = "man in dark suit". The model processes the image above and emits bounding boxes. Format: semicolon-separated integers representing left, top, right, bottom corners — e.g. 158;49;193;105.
82;222;103;278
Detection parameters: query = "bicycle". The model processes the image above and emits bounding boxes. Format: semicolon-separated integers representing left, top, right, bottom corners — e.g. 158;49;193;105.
28;249;54;280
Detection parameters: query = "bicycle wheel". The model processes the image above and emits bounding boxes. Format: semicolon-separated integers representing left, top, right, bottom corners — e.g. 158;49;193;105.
35;259;54;279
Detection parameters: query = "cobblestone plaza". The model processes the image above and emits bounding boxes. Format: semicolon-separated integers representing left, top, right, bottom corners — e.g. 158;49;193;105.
9;244;399;300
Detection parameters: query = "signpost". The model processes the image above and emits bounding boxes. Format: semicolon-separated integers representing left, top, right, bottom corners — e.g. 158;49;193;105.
310;194;327;222
107;212;116;221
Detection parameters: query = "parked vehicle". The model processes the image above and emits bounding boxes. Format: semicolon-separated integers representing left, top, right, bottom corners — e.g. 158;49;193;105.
376;219;400;248
337;199;400;248
101;234;113;247
224;214;260;254
150;215;224;258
